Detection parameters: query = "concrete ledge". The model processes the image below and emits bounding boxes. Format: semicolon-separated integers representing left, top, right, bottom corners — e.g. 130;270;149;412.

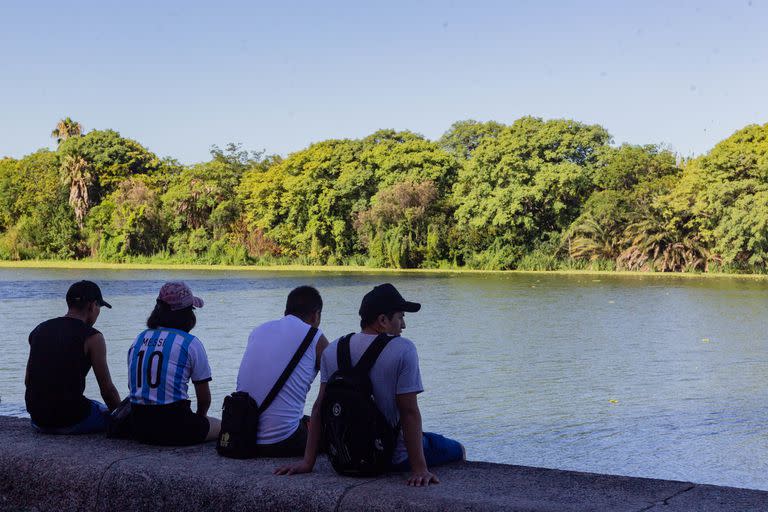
1;416;766;511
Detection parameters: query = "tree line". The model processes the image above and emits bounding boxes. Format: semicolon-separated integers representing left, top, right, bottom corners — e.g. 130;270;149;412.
1;117;767;272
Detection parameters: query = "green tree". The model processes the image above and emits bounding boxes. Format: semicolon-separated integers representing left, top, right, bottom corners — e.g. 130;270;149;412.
0;150;78;258
565;144;681;265
360;130;461;195
593;144;678;191
163;145;263;259
665;122;768;270
453;117;611;268
239;131;459;264
0;157;19;230
86;177;169;259
239;139;366;261
355;180;443;267
58;129;161;202
438;120;505;159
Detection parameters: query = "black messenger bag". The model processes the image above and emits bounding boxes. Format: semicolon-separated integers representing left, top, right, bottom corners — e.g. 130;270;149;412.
217;325;318;459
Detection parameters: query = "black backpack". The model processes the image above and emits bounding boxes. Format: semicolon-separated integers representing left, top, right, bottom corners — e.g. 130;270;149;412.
321;333;398;476
217;325;318;459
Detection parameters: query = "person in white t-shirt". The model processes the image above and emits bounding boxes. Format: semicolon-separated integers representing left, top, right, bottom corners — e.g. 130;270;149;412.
236;286;329;457
275;283;465;486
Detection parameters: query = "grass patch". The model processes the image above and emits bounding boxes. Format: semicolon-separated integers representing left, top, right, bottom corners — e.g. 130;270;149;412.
2;258;768;280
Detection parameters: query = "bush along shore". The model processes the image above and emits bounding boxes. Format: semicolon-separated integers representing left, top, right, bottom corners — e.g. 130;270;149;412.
3;117;768;274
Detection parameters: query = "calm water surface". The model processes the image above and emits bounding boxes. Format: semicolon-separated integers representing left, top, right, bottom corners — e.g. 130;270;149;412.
1;268;767;490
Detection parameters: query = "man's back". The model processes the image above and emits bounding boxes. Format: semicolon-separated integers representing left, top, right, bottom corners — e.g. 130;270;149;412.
236;315;322;444
320;332;423;463
25;317;98;428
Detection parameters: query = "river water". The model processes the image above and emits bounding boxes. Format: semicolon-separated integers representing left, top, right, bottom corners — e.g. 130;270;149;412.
1;268;767;490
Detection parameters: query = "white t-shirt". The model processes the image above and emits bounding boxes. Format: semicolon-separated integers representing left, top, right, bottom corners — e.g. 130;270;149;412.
321;333;424;464
236;315;322;444
127;328;212;405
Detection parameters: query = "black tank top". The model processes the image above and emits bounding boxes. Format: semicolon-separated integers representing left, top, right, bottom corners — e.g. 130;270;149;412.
25;317;100;428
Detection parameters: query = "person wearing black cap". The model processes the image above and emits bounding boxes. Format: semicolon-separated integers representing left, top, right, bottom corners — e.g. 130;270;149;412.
24;280;122;434
276;283;464;486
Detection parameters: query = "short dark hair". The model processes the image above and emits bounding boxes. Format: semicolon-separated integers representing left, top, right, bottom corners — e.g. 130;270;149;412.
285;286;322;320
147;300;196;332
66;297;94;312
360;310;399;330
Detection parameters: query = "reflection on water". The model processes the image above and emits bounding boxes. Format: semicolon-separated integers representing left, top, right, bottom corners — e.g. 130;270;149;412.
1;268;767;490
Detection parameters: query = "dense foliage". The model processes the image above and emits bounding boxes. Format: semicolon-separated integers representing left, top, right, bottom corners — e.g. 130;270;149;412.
2;117;768;272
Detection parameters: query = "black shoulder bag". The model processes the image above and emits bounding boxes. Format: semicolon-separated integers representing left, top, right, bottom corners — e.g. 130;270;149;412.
217;325;318;459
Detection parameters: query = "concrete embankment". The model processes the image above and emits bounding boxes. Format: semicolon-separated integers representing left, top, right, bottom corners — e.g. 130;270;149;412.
1;416;767;511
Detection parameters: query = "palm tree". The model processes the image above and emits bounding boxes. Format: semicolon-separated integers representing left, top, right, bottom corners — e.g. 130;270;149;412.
616;215;711;272
565;214;621;262
51;117;83;145
60;154;92;228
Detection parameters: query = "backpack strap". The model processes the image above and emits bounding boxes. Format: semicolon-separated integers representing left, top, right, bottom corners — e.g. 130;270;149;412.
353;333;395;376
337;333;355;372
258;325;318;414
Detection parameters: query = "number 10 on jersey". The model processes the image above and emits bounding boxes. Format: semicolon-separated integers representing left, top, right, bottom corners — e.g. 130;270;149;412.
136;350;164;389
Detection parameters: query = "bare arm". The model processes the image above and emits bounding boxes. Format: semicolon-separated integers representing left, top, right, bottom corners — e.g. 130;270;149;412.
315;335;329;371
275;383;326;475
85;333;121;410
193;380;212;417
396;392;439;486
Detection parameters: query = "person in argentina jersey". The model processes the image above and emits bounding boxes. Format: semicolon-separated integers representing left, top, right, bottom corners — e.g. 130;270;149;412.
127;282;221;445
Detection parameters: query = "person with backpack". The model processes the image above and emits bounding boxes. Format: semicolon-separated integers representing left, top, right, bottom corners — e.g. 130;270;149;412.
127;282;221;445
25;280;121;434
275;283;464;486
230;286;328;457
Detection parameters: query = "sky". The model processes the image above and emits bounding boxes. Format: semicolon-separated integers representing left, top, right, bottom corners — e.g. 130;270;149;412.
1;0;766;164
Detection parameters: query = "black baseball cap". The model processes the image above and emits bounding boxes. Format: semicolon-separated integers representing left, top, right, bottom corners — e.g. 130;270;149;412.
359;283;421;318
66;280;112;309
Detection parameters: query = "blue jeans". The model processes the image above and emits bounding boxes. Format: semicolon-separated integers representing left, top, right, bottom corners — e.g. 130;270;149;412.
31;400;109;435
391;432;464;471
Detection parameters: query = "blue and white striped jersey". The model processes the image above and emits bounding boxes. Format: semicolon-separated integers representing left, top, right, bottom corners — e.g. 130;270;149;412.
127;328;212;405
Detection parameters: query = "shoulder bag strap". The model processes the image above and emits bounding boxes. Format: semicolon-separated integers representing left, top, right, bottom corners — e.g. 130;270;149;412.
258;325;318;414
353;333;395;376
337;333;354;372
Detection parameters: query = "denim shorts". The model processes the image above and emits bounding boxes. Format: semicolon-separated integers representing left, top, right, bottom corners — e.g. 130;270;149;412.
31;400;109;435
391;432;464;471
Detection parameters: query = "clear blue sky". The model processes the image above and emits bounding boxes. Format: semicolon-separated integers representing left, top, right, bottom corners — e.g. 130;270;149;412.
1;0;766;163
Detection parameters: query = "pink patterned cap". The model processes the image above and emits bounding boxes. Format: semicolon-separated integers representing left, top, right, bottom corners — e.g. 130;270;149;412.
157;282;204;311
